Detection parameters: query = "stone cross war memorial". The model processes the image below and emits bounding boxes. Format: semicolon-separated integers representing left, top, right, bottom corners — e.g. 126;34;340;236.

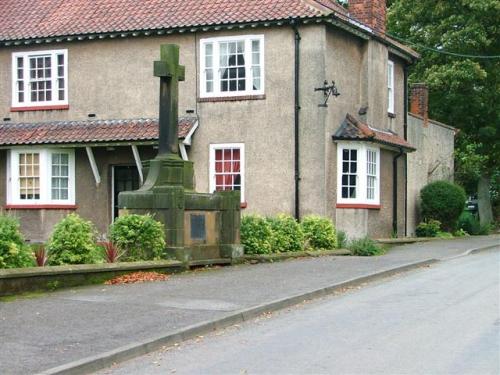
118;44;242;262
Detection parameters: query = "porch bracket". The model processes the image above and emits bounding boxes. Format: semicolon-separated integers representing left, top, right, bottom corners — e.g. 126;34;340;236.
131;145;144;185
85;146;101;186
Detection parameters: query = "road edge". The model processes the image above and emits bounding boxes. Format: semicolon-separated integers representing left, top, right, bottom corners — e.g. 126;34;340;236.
39;259;439;375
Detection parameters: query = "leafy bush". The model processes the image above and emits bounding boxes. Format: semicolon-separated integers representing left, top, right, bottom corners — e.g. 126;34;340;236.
267;214;304;252
457;211;480;235
0;215;33;268
420;181;466;231
301;215;337;250
436;231;454;239
452;229;468;237
478;223;492;235
348;237;385;256
415;220;441;237
241;215;273;254
47;213;101;265
336;230;348;249
110;214;166;261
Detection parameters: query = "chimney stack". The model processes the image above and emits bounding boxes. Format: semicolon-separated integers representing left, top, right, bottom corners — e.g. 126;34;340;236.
348;0;387;35
410;83;429;126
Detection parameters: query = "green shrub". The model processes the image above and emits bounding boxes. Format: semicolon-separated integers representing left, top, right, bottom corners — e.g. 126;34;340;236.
0;215;33;268
301;215;337;250
47;213;101;265
110;214;166;261
436;231;454;239
420;181;466;231
415;220;441;237
457;211;480;235
336;230;348;249
241;215;273;254
452;228;469;237
348;237;385;256
478;223;492;235
267;214;304;252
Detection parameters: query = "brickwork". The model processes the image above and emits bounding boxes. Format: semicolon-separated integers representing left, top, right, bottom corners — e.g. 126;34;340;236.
410;83;429;126
349;0;386;35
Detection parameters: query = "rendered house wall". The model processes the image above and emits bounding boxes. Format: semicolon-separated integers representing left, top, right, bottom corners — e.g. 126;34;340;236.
1;23;410;239
406;114;455;236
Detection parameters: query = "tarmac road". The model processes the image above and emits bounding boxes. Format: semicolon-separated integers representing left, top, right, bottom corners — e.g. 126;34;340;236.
100;249;500;375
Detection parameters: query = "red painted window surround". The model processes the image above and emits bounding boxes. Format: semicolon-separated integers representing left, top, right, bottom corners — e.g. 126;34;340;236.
10;105;69;112
4;204;77;210
336;203;381;210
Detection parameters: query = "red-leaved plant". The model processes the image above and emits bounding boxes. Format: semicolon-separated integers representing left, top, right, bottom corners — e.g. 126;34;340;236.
102;241;122;263
34;245;48;267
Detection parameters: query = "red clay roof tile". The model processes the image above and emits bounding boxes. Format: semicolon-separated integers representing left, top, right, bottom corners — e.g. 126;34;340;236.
332;113;415;151
0;0;346;42
0;117;197;146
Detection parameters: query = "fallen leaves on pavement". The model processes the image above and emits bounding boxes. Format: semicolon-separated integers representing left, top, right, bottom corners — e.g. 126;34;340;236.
104;271;169;285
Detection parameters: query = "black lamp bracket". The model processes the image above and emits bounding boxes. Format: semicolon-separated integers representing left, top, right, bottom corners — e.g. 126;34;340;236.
314;80;340;107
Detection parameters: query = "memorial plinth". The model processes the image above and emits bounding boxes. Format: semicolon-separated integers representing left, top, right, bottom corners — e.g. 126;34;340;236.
118;45;242;261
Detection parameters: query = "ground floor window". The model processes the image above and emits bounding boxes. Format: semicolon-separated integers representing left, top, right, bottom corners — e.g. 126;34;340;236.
209;143;245;202
7;148;75;205
337;142;380;205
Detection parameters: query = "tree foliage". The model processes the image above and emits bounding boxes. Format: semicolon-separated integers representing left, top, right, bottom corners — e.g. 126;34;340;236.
388;0;499;220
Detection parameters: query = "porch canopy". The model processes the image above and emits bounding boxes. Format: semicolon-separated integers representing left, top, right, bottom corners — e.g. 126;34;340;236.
0;117;199;184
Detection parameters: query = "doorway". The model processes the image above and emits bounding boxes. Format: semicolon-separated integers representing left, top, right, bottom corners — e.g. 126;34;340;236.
112;165;140;219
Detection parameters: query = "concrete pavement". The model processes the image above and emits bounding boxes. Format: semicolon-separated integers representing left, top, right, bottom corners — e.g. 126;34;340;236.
99;249;500;375
0;235;498;374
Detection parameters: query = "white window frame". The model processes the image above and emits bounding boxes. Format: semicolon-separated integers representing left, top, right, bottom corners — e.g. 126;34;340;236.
11;49;68;108
209;143;245;202
200;35;264;98
337;142;380;205
6;148;75;205
387;60;395;114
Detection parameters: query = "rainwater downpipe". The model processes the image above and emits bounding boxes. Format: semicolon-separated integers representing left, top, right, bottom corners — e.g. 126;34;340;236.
403;65;409;236
393;147;404;235
292;21;301;221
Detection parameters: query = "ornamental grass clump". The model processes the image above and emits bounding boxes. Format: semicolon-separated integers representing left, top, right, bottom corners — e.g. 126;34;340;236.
47;213;101;265
420;181;466;231
241;214;273;254
301;215;337;250
109;214;165;261
267;214;304;252
0;214;33;268
348;237;385;256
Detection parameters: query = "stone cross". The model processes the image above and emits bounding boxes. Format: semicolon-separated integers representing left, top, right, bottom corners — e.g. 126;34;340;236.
154;44;185;156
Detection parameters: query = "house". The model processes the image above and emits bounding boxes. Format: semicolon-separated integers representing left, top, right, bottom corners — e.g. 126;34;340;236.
0;0;449;242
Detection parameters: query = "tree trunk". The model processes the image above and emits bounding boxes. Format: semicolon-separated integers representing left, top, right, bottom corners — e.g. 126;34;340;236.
477;175;493;225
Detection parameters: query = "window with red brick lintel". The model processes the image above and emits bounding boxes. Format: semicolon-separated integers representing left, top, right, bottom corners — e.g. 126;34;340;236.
11;49;68;110
200;35;264;98
209;143;245;203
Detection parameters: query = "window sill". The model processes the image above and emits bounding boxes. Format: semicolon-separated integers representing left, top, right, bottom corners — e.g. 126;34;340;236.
336;203;381;210
198;95;265;103
10;105;69;112
5;204;77;210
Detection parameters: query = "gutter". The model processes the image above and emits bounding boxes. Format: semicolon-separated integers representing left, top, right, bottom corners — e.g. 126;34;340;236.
291;20;301;221
393;147;404;235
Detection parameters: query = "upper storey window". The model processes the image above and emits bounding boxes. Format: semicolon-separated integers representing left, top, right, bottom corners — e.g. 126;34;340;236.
11;49;68;108
200;35;264;98
387;60;395;114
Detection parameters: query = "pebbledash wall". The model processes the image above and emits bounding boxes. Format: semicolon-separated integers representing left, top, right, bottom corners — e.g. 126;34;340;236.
407;114;455;236
1;23;410;240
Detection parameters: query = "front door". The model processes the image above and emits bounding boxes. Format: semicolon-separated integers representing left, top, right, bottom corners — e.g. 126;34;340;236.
113;165;140;219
